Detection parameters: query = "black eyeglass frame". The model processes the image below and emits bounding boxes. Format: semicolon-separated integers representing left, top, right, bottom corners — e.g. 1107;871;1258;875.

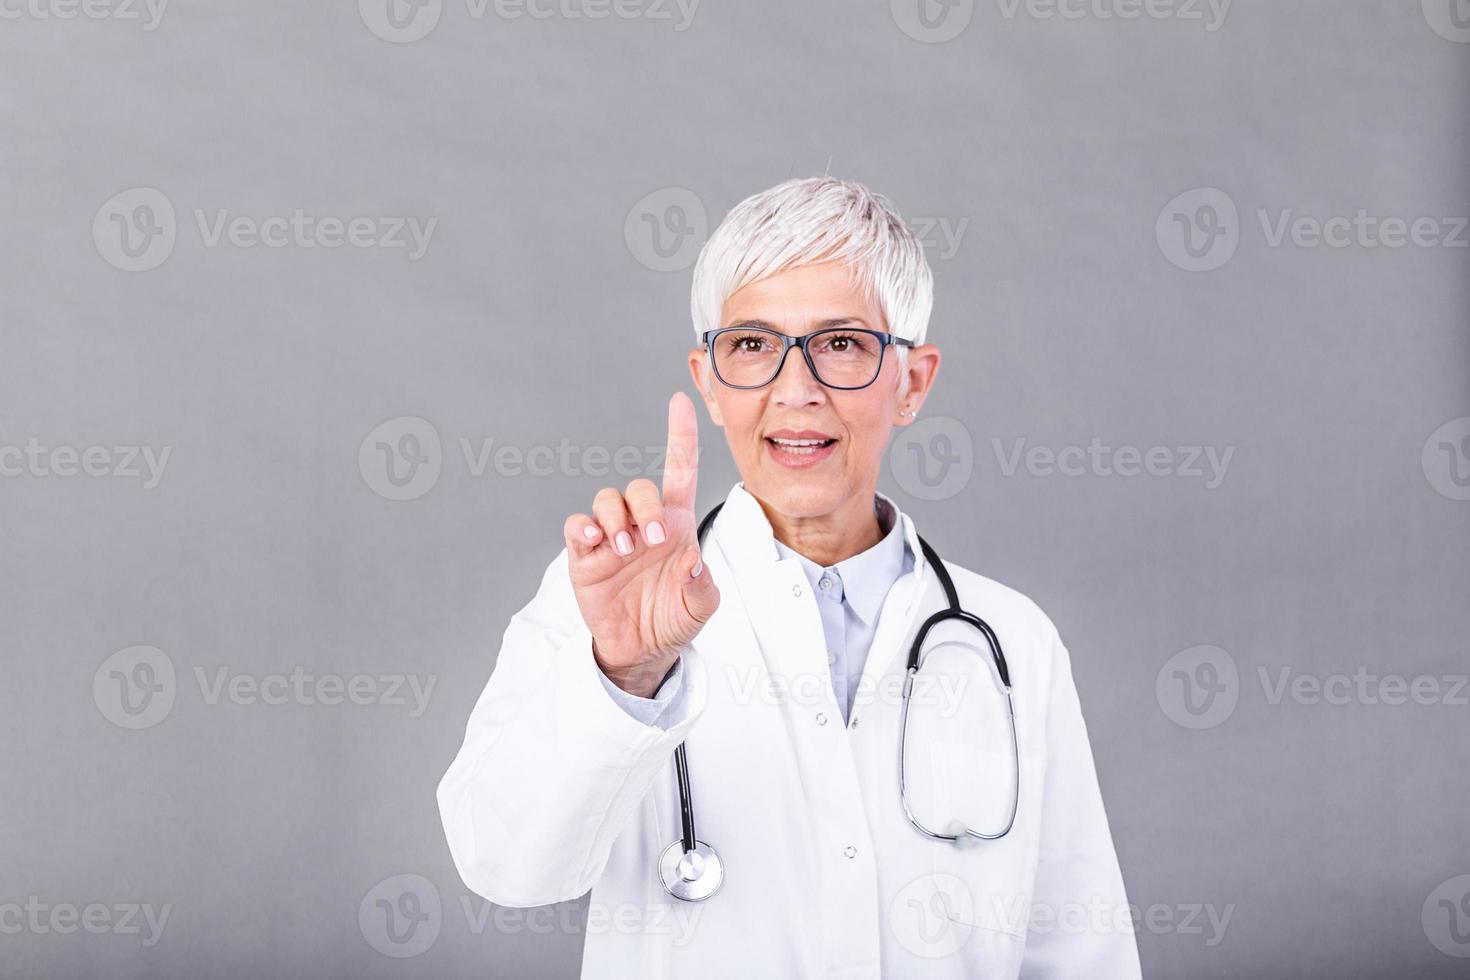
700;326;915;391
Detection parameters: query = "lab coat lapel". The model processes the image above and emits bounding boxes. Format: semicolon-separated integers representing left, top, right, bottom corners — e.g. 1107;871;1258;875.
699;483;938;707
854;492;938;701
702;483;831;693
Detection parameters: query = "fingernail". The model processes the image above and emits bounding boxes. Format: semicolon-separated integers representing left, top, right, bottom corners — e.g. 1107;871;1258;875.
615;531;633;555
646;521;665;544
691;557;703;578
583;524;599;540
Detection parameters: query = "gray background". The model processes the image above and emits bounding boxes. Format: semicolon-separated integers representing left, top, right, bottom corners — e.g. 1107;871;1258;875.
2;0;1468;977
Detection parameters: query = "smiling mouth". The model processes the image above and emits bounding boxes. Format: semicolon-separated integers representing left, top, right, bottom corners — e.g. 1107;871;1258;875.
765;437;837;455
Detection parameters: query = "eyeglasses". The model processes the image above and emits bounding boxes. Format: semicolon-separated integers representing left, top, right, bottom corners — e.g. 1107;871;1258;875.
701;326;913;391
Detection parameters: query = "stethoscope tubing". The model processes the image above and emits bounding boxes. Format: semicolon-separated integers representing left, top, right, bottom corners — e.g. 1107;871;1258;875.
674;743;697;855
660;502;1021;902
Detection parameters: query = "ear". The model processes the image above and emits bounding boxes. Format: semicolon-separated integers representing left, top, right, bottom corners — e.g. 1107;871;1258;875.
894;343;942;427
687;348;725;427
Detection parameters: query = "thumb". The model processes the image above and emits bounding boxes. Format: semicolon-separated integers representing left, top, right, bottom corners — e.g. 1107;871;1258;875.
679;546;720;623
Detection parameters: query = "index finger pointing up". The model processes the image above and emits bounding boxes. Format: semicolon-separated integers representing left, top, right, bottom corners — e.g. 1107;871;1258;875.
662;391;699;514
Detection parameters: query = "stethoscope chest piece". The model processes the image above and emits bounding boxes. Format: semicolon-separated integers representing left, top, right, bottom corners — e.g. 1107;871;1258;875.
658;840;723;902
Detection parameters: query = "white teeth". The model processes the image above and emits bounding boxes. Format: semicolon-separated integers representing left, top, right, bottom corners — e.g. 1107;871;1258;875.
769;437;833;456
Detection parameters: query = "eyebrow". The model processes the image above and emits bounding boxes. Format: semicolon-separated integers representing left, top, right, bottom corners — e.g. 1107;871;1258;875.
723;317;872;331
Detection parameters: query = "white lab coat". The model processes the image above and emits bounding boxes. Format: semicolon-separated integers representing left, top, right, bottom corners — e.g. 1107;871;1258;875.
438;482;1141;979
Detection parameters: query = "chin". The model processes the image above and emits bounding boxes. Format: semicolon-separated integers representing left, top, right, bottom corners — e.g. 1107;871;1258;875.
747;473;850;519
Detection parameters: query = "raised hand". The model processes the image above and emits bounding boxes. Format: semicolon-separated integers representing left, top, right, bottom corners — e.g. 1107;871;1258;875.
562;391;720;698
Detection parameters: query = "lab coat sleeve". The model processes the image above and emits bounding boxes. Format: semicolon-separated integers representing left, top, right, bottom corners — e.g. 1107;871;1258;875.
596;656;687;729
1019;622;1142;979
436;547;708;908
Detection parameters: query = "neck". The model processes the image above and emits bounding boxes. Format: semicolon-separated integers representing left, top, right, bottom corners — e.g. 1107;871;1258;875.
757;488;885;567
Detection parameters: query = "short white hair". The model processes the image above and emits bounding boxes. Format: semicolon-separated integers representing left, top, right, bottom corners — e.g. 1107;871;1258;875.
689;177;935;353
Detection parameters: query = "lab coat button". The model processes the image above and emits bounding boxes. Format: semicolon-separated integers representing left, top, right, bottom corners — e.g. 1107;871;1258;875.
844;845;857;859
815;712;828;726
792;585;803;597
849;715;859;729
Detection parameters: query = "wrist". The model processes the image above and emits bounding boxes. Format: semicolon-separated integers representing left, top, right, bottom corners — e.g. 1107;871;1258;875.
593;640;678;699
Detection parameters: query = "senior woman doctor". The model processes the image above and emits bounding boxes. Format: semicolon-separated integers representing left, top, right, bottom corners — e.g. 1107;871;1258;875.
437;177;1140;979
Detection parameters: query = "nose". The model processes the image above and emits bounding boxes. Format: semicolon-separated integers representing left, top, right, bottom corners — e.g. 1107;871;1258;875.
769;341;827;406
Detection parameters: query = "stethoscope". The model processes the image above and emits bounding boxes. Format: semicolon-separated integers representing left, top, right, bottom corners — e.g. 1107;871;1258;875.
658;502;1021;903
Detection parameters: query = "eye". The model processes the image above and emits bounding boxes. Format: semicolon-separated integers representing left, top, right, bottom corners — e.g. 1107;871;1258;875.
723;332;777;354
814;332;871;355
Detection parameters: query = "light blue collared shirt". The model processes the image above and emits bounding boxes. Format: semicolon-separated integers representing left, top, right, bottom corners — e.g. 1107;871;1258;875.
597;495;914;727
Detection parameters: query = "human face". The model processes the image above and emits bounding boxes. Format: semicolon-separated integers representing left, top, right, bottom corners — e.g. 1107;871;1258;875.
688;260;940;539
